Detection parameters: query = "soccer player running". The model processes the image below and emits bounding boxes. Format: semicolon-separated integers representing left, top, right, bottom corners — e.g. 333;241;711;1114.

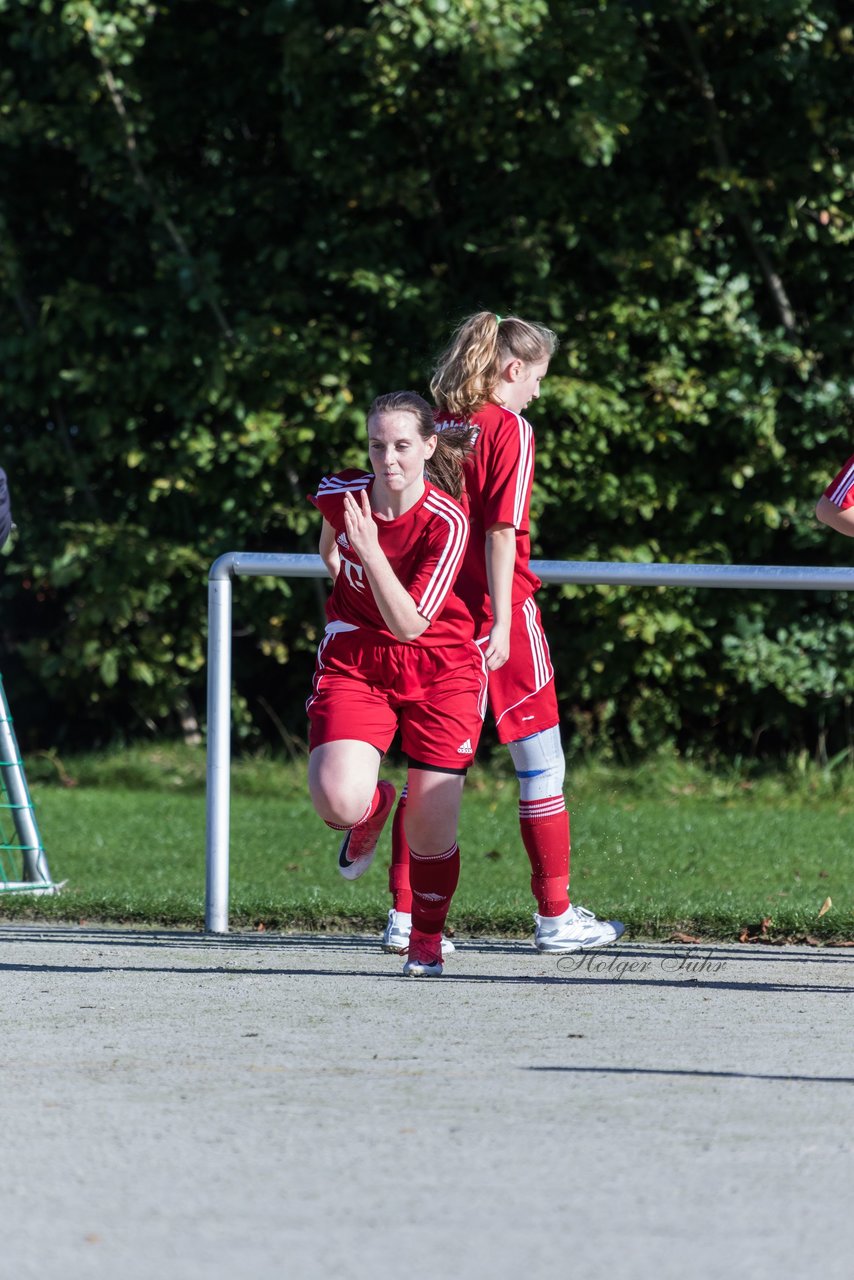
382;314;624;955
307;391;487;977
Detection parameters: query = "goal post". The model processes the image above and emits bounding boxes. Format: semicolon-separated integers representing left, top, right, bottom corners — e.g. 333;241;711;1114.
206;552;326;933
205;553;854;934
0;672;57;893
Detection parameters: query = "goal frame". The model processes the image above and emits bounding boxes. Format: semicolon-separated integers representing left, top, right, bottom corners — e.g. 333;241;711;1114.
205;551;854;934
0;673;57;894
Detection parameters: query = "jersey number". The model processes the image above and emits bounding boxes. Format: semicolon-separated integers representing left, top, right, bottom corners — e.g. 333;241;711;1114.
342;557;366;592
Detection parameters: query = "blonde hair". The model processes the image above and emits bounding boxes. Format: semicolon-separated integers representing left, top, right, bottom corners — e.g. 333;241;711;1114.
430;311;559;418
367;390;475;502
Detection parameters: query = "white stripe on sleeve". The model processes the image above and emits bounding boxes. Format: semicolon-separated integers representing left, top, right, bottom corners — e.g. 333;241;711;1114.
418;492;469;619
315;474;373;498
829;461;854;507
510;412;534;527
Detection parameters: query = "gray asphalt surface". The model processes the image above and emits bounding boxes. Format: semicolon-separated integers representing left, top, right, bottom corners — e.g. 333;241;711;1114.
2;923;852;1280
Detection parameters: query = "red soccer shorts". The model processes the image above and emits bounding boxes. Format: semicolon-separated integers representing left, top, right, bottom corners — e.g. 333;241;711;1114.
478;596;559;744
307;623;488;770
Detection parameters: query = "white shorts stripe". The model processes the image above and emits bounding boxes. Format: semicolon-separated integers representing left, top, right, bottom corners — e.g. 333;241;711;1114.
305;621;359;711
476;642;489;721
487;604;554;732
523;596;552;687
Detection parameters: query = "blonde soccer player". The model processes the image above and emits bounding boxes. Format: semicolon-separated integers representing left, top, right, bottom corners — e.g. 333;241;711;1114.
382;316;624;955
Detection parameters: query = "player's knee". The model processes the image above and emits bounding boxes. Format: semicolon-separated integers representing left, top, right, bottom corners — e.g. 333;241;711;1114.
507;725;566;800
308;767;374;827
311;788;370;828
405;814;458;853
404;792;461;852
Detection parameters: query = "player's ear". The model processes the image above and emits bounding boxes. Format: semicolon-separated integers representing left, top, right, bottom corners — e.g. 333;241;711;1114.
504;358;524;383
423;434;438;459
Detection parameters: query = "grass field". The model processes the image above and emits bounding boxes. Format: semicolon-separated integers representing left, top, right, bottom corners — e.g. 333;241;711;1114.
2;744;852;942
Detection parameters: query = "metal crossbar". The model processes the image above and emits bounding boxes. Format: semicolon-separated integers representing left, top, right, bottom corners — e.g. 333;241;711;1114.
205;551;854;933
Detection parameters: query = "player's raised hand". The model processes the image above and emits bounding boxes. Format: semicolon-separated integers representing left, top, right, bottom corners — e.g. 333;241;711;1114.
343;489;379;558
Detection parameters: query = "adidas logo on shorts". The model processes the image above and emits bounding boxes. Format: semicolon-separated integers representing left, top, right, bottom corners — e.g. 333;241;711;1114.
457;738;473;755
337;531;350;550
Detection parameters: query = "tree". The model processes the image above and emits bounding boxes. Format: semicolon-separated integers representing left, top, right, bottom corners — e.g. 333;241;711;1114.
1;0;852;758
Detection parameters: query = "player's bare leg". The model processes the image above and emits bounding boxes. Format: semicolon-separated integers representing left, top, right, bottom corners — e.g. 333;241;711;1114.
308;740;395;880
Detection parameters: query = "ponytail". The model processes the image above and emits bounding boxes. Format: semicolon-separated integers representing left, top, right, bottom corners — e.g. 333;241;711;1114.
430;311;558;418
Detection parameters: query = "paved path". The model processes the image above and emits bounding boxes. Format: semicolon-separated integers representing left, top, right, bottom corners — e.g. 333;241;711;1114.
2;924;852;1279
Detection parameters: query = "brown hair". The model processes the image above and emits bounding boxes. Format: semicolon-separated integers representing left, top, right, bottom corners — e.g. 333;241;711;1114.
430;311;558;418
367;390;474;501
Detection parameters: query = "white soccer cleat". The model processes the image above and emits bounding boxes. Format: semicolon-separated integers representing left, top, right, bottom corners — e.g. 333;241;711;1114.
381;908;455;955
534;904;625;953
381;908;412;953
402;934;444;977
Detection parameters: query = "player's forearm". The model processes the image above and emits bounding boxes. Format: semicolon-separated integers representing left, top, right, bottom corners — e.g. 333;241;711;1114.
319;520;341;579
485;524;517;624
359;548;430;641
816;496;854;537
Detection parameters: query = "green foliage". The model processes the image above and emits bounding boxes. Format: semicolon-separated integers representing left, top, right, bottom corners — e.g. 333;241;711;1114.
1;0;853;756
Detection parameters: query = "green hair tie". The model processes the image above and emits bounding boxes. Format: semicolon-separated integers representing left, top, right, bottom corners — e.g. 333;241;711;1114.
495;313;503;324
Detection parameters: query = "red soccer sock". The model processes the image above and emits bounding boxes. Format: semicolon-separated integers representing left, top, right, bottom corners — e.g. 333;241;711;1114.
388;785;413;912
323;784;383;832
408;926;443;965
410;842;460;936
519;796;571;917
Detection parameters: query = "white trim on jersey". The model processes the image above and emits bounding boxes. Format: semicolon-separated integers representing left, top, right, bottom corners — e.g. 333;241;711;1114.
506;410;534;529
315;473;373;497
829;461;854;507
418;490;469;620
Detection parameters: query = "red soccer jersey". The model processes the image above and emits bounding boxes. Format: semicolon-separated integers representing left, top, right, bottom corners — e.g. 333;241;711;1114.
309;470;474;647
824;455;854;510
435;402;542;628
